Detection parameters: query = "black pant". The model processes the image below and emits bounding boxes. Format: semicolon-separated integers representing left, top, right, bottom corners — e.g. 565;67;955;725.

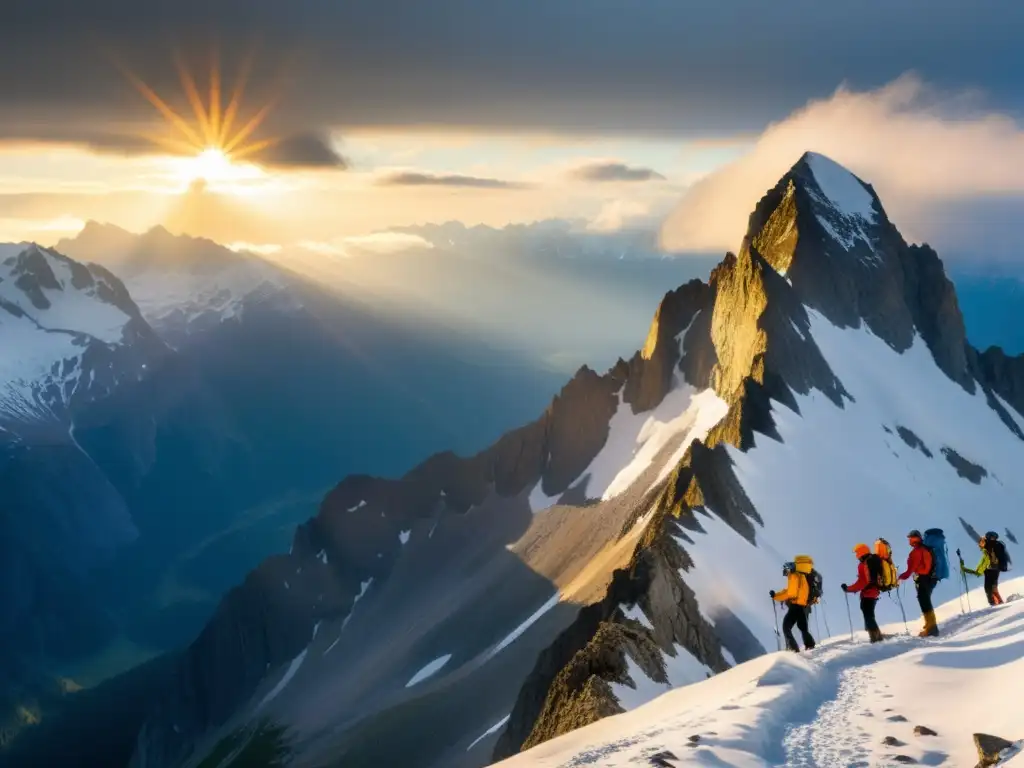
782;604;815;651
984;570;1001;605
916;576;936;614
860;597;879;633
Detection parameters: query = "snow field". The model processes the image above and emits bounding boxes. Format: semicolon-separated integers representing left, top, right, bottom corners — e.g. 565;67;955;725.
497;578;1024;767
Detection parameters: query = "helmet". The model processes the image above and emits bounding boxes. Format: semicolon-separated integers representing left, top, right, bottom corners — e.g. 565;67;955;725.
907;529;922;539
853;543;870;558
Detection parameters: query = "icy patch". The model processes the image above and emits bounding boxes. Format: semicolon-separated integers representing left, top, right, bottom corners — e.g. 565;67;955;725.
257;648;308;709
405;654;452;688
485;592;561;661
399;529;411;545
466;715;511;751
620;602;654;631
347;500;366;512
318;549;328;565
805;152;876;221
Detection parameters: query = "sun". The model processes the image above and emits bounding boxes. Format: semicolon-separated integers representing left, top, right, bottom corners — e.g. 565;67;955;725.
111;46;280;190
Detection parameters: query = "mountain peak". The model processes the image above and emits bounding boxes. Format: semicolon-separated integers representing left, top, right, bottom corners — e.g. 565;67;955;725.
793;151;879;223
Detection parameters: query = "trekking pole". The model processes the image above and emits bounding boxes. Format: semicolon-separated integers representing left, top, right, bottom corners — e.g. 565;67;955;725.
844;591;854;641
771;599;782;652
957;548;973;613
814;606;822;640
821;596;833;639
950;545;965;615
894;585;909;636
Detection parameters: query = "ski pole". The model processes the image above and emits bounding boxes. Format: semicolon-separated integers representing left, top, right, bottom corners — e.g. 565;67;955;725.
844;591;854;641
771;598;781;652
957;548;973;613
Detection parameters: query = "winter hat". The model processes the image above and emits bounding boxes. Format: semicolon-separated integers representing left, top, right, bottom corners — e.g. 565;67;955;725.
853;543;871;558
907;529;922;540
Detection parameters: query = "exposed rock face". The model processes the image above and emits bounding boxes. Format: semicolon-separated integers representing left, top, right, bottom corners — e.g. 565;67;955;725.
972;346;1024;418
974;733;1018;766
896;426;933;458
495;527;728;758
625;279;714;412
941;447;988;484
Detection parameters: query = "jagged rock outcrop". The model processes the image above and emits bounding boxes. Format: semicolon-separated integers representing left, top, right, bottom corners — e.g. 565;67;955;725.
494;524;728;759
974;733;1019;767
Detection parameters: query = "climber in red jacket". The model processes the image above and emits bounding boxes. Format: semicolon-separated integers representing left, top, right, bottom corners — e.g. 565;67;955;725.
842;543;884;642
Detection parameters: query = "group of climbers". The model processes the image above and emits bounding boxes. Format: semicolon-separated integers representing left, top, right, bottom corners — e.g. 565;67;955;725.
841;530;942;641
769;526;1011;653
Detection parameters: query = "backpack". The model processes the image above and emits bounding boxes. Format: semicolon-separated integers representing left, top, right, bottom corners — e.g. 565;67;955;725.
873;539;899;592
805;569;823;605
865;553;884;589
922;528;949;581
991;540;1011;573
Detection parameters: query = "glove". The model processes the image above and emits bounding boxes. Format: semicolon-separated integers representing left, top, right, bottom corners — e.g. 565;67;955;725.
840;583;849;592
769;590;776;598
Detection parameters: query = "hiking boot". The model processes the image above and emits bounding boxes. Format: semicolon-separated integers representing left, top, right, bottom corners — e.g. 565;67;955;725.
919;611;939;637
869;629;885;643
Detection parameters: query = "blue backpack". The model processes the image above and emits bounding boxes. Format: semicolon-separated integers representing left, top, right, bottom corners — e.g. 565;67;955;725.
923;528;949;581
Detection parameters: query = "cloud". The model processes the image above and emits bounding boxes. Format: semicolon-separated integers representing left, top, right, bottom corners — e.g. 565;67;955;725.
295;232;433;259
341;232;433;253
0;2;1021;147
377;171;526;189
227;241;283;255
254;133;348;169
570;161;666;183
660;75;1024;260
588;200;653;232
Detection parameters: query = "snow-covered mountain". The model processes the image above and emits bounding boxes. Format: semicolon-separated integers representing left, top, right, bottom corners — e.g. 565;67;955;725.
0;242;166;438
497;580;1024;768
129;152;1024;768
56;223;299;347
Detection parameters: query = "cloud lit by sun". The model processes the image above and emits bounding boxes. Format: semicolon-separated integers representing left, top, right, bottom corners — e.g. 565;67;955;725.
112;45;278;191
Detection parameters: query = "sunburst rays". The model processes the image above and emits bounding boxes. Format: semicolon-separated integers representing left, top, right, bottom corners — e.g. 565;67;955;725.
111;44;279;165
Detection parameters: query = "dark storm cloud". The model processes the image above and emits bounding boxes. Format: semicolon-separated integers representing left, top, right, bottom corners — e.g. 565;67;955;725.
570;162;666;182
257;134;347;169
0;0;1022;148
378;172;526;189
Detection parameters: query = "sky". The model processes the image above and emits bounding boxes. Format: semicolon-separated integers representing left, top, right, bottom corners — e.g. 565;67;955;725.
2;1;1023;265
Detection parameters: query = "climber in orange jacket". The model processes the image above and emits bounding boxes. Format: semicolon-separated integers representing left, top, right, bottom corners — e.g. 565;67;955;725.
770;555;816;653
842;543;884;643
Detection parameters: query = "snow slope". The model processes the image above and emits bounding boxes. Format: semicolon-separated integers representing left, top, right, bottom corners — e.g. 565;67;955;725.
498;579;1024;767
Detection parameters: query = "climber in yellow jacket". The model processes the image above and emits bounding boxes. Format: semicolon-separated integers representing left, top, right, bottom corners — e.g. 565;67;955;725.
770;555;817;652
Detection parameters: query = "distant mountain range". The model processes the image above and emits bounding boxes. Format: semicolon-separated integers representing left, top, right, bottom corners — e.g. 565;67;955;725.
0;227;574;751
